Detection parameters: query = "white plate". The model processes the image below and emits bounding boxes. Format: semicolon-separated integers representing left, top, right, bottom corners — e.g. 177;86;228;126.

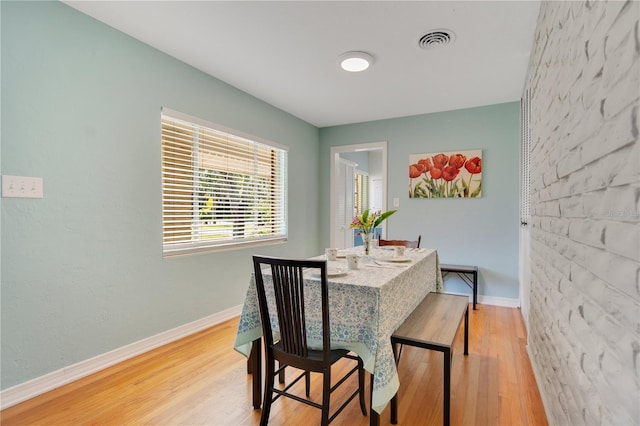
374;256;412;263
312;268;349;278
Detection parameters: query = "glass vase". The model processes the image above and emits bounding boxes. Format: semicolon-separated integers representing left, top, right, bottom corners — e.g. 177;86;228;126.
362;232;373;256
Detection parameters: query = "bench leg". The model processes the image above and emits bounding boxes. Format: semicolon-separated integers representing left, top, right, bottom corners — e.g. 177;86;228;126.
444;349;451;426
443;270;478;310
473;271;478;310
464;305;469;355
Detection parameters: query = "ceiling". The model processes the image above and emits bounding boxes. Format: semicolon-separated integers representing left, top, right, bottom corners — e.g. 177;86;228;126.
64;1;540;128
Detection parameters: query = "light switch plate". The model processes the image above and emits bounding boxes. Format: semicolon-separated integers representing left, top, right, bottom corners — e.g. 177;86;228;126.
2;175;44;198
393;197;399;207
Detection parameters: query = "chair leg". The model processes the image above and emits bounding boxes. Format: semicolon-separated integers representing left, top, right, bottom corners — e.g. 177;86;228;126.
305;371;311;397
278;361;285;384
251;339;262;409
260;358;275;426
321;369;331;426
358;358;367;415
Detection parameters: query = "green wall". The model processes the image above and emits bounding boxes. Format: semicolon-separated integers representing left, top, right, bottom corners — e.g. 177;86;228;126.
1;1;319;389
319;103;521;299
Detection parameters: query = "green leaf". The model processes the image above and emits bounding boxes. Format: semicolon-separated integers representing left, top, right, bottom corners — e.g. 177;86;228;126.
470;181;482;197
373;209;397;228
414;183;427;198
450;179;462;197
424;180;433;191
413;182;426;198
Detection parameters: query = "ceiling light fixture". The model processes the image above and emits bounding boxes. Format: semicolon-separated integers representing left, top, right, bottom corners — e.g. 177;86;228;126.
338;51;374;72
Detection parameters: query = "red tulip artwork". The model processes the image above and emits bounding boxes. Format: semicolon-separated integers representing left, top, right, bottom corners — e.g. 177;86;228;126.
409;149;482;198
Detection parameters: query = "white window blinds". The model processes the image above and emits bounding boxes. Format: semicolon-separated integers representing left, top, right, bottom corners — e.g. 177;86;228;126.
354;172;369;217
161;109;288;256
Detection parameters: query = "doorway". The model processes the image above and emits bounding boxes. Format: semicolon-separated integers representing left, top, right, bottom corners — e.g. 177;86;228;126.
329;141;387;249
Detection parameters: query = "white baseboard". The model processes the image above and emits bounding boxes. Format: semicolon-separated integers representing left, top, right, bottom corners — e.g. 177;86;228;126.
444;291;520;308
0;305;243;410
479;294;520;308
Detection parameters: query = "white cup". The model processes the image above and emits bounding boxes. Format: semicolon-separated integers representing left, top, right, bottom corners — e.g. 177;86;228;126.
325;248;338;261
394;246;405;257
346;254;359;270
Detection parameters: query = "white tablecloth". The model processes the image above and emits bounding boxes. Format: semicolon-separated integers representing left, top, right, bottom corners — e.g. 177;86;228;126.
234;248;442;413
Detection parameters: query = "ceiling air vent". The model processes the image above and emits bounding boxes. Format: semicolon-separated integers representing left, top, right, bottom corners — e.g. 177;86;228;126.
418;30;455;50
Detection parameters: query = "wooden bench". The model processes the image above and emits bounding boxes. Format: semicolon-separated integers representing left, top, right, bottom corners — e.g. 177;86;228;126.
440;263;478;310
390;292;469;426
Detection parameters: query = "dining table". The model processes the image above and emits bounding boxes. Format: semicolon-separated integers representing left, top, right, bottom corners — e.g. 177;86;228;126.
233;246;443;420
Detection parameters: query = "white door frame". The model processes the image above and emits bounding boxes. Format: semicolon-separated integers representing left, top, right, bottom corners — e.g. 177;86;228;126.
330;141;388;248
519;87;532;333
519;226;531;331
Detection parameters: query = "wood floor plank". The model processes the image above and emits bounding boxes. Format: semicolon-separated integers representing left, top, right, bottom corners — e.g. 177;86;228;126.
1;304;547;426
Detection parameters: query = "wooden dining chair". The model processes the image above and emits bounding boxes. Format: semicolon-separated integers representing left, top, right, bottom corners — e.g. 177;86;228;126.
378;235;421;249
252;255;367;426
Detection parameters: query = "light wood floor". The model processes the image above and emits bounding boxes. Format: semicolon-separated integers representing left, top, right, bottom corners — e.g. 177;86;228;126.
1;304;547;426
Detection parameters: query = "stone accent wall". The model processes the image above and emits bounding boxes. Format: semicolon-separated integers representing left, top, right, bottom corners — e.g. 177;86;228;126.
526;1;639;424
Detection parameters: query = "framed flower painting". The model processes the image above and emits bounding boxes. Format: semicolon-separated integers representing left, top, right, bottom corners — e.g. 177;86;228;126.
409;150;482;198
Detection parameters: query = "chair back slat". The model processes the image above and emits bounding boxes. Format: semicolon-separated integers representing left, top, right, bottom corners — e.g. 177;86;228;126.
253;256;330;362
272;263;308;356
378;235;421;249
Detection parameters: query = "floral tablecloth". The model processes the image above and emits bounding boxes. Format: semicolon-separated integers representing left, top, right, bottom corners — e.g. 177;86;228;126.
233;248;442;414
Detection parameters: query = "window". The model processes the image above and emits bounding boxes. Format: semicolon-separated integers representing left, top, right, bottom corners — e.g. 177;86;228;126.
354;171;369;217
161;108;288;256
